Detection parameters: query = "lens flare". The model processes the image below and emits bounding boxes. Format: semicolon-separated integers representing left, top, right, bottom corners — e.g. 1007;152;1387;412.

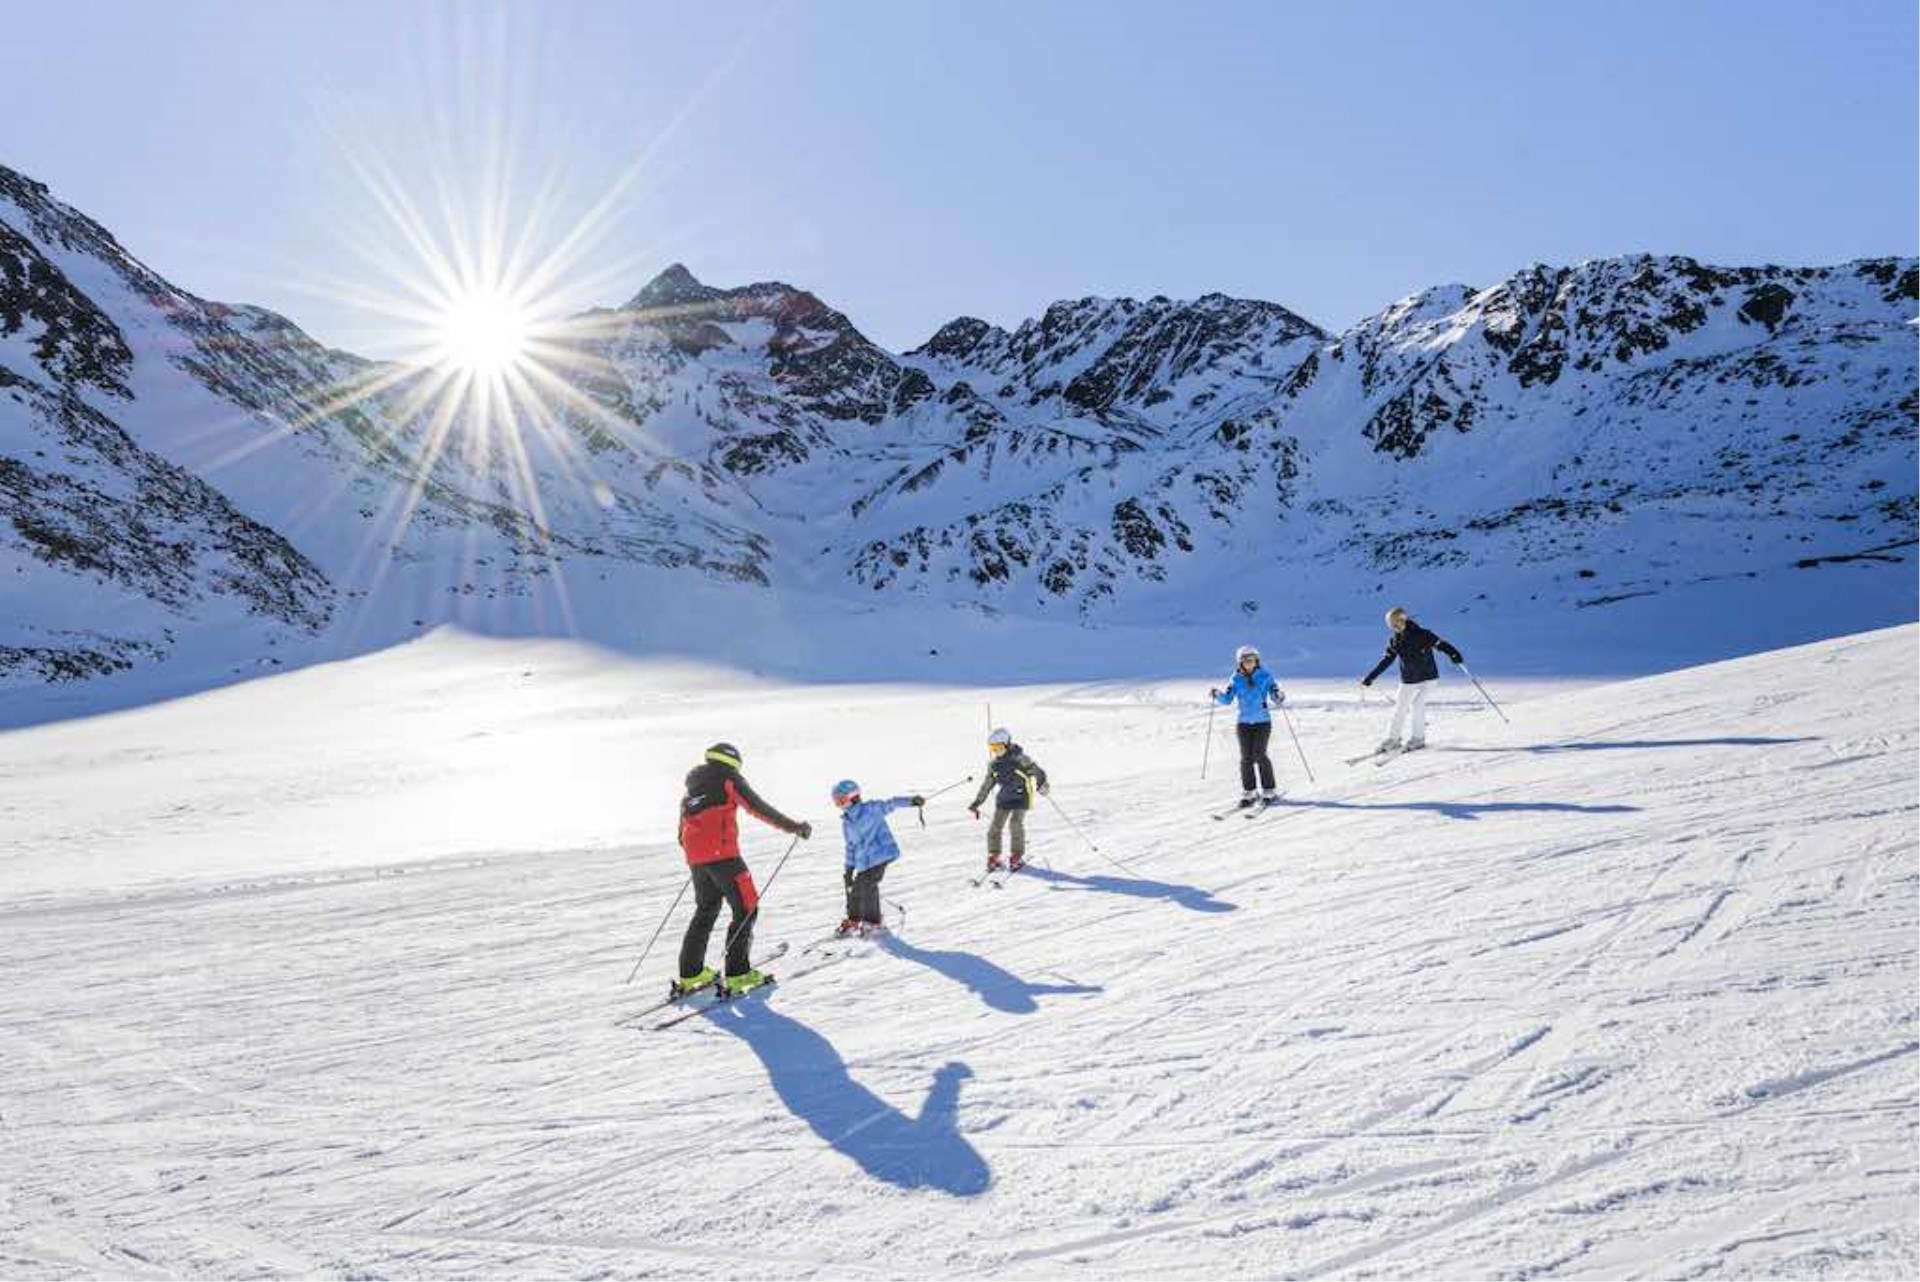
197;3;776;641
432;288;534;374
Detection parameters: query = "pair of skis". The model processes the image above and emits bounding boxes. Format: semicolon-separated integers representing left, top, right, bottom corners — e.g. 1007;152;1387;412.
1344;743;1426;768
1210;795;1285;822
622;927;886;1031
969;861;1031;889
618;942;797;1032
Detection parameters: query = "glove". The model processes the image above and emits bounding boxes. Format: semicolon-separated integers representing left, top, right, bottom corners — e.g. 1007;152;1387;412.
910;795;925;807
1271;690;1287;707
1360;677;1373;688
1209;687;1221;699
1452;653;1465;665
1038;782;1050;796
968;806;981;820
796;821;813;840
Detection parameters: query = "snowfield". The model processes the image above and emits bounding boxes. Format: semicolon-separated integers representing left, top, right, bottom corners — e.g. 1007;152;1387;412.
1;626;1915;1279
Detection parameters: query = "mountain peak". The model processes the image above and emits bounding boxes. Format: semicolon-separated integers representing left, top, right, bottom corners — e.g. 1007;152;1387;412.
626;263;719;311
910;316;1007;362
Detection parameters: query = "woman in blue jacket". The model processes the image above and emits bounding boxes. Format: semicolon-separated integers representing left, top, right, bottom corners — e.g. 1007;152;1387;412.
1211;644;1286;807
832;779;923;936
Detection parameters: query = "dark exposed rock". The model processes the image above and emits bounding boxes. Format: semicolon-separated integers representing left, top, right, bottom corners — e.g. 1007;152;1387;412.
0;367;334;629
0;224;133;396
1739;283;1795;331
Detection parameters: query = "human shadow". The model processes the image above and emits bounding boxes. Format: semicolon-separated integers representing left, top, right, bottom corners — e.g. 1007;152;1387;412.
1443;737;1814;753
1017;864;1238;914
1280;797;1640;822
880;934;1102;1015
704;999;990;1197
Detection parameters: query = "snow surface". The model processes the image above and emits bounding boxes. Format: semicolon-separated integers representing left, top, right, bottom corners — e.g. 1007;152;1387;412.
1;626;1915;1278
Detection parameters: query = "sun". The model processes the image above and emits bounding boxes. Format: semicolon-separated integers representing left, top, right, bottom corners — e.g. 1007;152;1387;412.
431;289;534;375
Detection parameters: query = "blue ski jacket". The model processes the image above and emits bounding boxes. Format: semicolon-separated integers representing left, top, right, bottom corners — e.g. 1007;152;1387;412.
840;796;915;872
1214;666;1284;725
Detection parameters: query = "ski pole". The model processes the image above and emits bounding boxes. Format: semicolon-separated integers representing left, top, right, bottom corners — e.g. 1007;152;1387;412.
1278;704;1316;784
624;874;691;985
723;831;804;962
1201;699;1217;779
915;774;975;826
1460;663;1510;724
1043;791;1133;874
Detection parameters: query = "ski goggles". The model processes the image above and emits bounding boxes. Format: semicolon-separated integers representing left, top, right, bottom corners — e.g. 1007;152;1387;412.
987;742;1009;755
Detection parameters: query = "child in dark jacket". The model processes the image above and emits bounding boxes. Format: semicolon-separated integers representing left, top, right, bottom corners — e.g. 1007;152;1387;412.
966;728;1048;874
832;779;923;936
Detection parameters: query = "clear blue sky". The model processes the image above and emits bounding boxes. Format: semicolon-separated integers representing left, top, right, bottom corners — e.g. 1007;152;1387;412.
3;0;1913;356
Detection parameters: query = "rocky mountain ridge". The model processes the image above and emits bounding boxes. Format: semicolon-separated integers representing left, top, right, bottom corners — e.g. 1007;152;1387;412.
1;160;1913;697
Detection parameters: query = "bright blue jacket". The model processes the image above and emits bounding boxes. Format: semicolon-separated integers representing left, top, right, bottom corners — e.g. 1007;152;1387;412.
841;796;915;872
1214;666;1283;724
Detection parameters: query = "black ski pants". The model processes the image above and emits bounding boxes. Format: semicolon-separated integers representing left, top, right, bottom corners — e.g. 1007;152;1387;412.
679;856;758;979
844;863;888;923
1237;721;1276;792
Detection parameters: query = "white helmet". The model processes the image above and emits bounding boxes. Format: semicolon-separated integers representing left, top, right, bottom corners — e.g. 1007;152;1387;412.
988;727;1012;746
1385;606;1409;629
1235;644;1260;665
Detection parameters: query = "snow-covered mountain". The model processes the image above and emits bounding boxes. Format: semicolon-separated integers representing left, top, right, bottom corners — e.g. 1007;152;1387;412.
2;161;1914;705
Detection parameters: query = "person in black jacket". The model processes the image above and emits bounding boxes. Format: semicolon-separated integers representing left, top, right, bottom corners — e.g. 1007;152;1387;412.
1360;607;1464;752
966;727;1048;874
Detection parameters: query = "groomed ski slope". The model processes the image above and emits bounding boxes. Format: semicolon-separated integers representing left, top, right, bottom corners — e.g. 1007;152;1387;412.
1;626;1915;1279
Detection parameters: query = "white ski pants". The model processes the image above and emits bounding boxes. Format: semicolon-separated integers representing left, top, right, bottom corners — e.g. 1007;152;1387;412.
1389;681;1432;744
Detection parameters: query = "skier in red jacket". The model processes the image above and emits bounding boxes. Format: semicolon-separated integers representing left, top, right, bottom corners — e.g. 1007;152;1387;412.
675;742;811;997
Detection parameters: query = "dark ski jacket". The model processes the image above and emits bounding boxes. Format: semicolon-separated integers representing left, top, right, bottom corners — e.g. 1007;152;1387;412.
1364;620;1462;686
969;743;1048;812
678;761;804;865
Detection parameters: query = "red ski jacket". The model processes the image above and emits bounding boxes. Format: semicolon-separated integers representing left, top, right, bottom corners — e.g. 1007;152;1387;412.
678;761;803;865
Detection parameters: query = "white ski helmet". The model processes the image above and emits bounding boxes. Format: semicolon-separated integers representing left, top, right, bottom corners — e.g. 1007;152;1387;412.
988;727;1012;748
1385;606;1409;630
1235;644;1260;666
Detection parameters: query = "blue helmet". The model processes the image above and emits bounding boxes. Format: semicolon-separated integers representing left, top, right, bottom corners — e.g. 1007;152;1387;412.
831;779;861;806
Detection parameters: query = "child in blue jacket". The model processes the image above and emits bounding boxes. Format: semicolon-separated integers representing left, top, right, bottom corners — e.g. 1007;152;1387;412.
832;779;924;936
1210;643;1287;807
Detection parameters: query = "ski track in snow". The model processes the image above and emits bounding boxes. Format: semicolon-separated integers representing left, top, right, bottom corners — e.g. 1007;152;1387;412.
0;627;1916;1278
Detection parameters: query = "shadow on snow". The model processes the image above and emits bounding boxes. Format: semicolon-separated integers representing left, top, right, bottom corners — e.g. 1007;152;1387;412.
703;999;990;1197
880;933;1103;1014
1441;736;1815;752
1016;863;1238;913
1281;797;1640;821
